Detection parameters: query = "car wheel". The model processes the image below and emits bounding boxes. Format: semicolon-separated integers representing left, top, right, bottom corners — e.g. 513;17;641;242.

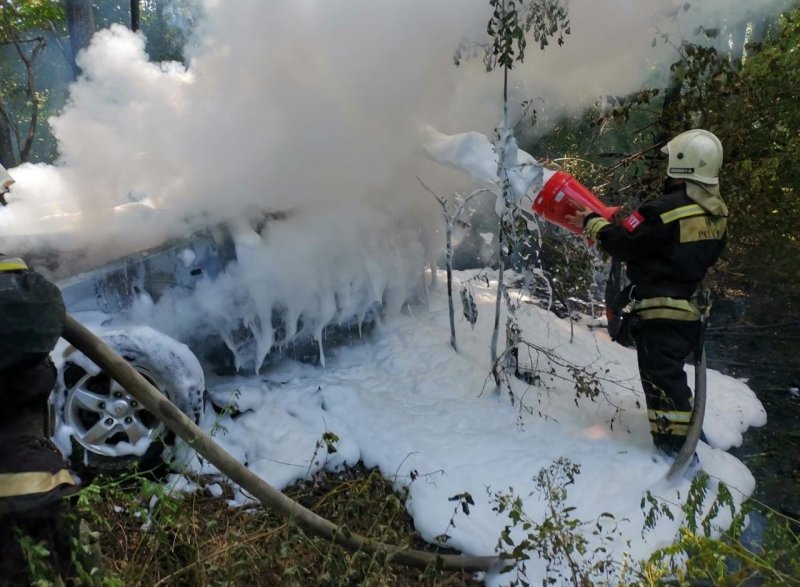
52;326;205;474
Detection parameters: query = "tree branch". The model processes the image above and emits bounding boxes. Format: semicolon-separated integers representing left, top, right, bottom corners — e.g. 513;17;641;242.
0;36;46;46
603;142;667;175
47;21;74;66
12;36;46;162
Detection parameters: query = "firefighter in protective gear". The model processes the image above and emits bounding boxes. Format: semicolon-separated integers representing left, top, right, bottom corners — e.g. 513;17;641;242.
0;255;78;581
0;171;79;579
568;129;727;456
0;254;77;507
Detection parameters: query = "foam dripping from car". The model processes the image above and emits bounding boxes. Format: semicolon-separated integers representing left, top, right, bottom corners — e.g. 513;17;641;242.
222;208;425;372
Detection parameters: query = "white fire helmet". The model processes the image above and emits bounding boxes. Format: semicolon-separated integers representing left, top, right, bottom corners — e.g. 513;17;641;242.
660;129;723;185
0;163;14;192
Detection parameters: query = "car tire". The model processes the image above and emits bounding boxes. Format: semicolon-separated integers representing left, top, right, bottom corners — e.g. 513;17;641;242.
51;326;205;475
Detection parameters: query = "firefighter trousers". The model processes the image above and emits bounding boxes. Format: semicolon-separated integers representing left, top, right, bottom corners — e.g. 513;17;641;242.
634;318;701;453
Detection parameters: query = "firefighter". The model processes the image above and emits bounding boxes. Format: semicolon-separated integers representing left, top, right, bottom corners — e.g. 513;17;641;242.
0;167;78;580
568;129;727;457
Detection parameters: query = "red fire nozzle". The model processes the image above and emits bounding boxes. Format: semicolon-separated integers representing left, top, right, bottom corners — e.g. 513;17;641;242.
530;171;619;235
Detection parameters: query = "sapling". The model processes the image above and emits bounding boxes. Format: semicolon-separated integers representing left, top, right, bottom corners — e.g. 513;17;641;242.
462;0;570;389
418;177;491;352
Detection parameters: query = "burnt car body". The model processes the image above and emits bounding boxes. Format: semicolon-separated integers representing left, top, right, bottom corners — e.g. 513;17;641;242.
49;220;382;469
59;221;379;371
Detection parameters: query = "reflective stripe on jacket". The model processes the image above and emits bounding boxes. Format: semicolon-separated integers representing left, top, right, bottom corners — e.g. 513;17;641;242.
632;296;701;321
0;256;28;272
0;470;76;498
585;182;727;306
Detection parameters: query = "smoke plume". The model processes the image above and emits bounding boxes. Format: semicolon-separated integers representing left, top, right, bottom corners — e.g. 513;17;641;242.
0;0;789;269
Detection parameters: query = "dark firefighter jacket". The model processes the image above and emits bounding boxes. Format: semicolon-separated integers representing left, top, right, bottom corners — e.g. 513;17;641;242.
584;181;727;320
0;256;76;511
0;255;66;372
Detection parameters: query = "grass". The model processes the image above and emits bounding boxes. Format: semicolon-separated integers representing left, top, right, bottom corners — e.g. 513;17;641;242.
26;463;482;586
13;458;799;586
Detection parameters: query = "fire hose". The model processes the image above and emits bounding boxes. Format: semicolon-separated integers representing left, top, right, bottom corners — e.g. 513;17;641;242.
62;313;498;572
666;314;708;482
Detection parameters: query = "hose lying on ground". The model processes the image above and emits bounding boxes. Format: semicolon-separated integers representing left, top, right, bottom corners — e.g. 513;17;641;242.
62;314;498;572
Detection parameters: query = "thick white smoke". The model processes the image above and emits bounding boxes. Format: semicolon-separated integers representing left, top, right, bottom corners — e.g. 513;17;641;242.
0;0;789;369
1;0;789;254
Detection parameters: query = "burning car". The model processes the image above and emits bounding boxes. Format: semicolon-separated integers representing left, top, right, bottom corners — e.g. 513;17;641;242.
35;211;412;472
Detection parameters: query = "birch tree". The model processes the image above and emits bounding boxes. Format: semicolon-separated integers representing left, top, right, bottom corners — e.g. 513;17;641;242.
470;0;570;389
419;177;491;352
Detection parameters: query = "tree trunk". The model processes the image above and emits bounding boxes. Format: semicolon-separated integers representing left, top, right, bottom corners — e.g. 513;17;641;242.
0;112;17;169
150;0;167;60
12;39;45;163
131;0;141;32
64;0;95;78
445;218;457;352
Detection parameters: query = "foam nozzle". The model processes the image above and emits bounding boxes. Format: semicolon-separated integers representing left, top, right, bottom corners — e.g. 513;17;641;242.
527;171;619;235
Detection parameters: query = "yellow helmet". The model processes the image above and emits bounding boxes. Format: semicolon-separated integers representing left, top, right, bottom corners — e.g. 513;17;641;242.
661;129;723;185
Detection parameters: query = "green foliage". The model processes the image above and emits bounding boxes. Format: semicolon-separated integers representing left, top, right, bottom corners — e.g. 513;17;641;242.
537;231;600;315
490;459;800;586
494;323;627;428
0;0;65;30
491;458;627;586
640;472;800;585
484;0;570;70
523;0;570;51
320;430;340;454
711;10;800;301
567;364;604;404
454;0;570;390
487;0;527;69
15;529;59;587
435;491;476;545
14;461;799;586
